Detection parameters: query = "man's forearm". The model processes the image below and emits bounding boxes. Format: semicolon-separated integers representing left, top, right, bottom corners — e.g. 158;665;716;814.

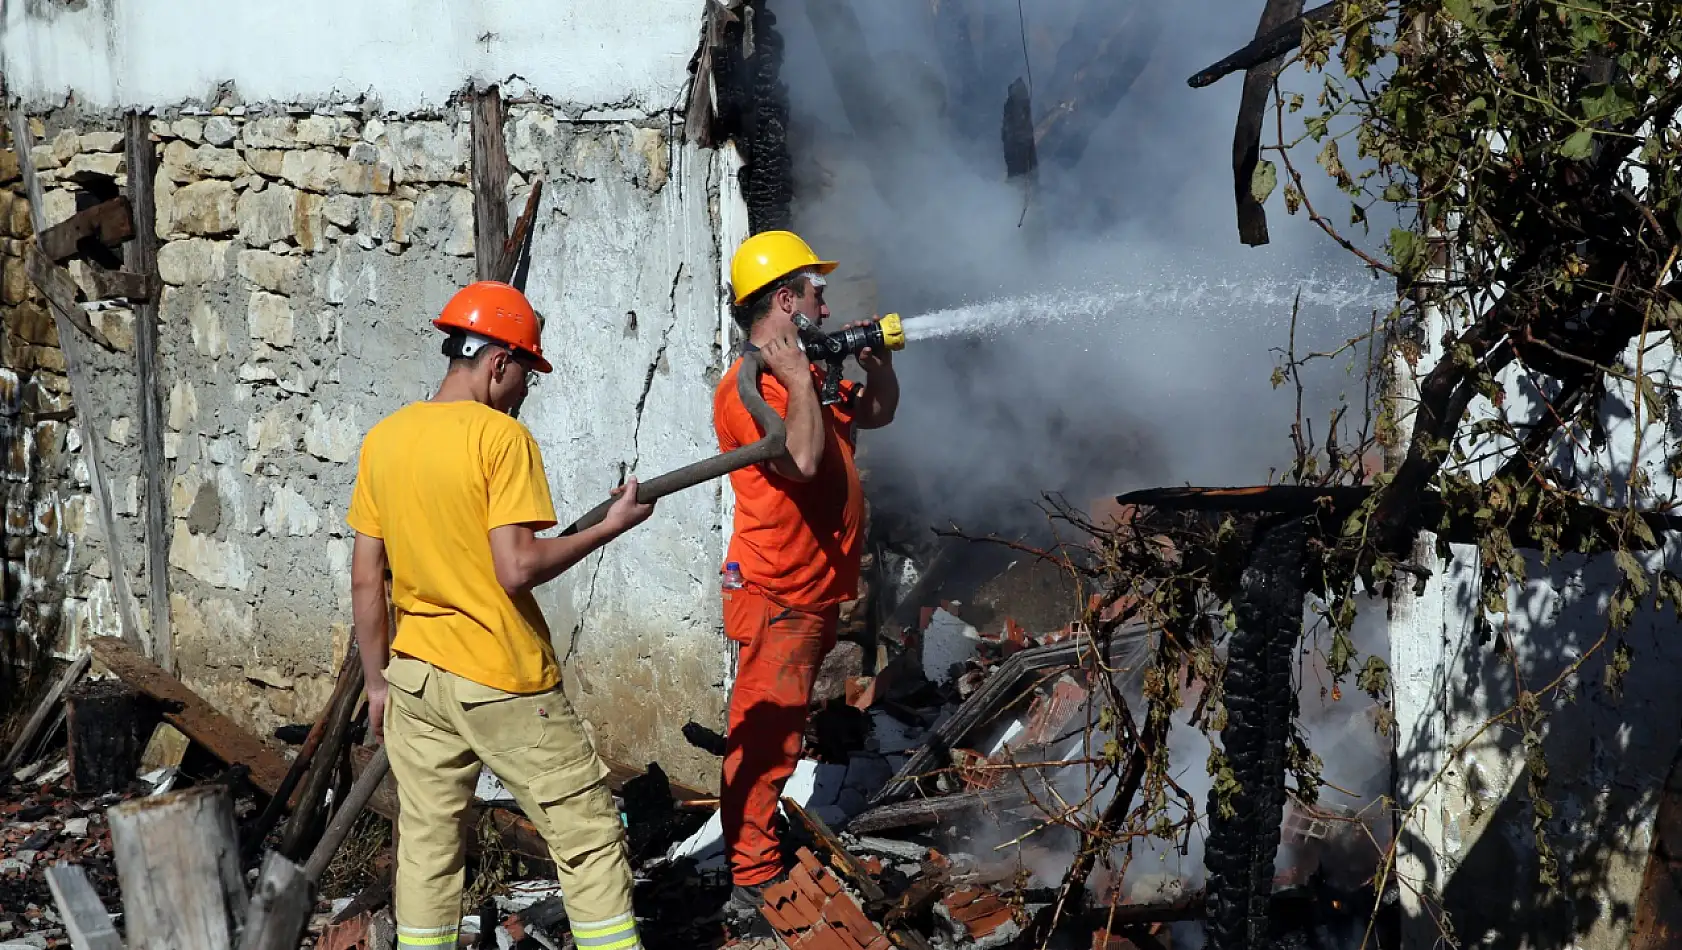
860;365;899;428
351;582;390;687
780;383;826;477
525;522;620;589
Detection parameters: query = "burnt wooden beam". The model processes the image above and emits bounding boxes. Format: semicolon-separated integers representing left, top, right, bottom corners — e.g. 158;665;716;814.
66;679;156;794
11;108;146;651
1187;2;1338;89
471;85;512;283
36;195;134;262
1035;1;1164;171
684;0;742;147
126;113;172;674
1002;77;1038;180
1233;0;1307;247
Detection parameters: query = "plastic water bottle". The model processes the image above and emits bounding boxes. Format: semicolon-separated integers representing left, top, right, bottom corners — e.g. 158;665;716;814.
721;561;746;591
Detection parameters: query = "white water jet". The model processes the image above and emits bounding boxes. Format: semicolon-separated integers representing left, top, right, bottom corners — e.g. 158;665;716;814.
898;276;1395;344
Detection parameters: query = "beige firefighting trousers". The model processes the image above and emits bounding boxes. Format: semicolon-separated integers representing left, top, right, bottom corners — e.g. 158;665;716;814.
382;655;641;950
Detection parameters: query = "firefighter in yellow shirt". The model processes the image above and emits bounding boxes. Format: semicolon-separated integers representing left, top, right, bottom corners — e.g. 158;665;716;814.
347;281;654;950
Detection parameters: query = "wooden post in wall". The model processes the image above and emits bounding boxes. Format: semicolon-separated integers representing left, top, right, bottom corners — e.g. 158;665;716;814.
108;785;249;950
125;113;172;671
471;85;512;282
8;109;146;650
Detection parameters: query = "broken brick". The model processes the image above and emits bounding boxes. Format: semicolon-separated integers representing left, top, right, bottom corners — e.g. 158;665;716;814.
941;888;1017;940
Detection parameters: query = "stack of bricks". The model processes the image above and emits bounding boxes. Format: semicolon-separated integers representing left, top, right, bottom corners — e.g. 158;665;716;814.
760;848;892;950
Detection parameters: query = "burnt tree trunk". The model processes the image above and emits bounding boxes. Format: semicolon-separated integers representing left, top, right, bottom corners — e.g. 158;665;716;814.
1204;516;1307;950
67;680;157;794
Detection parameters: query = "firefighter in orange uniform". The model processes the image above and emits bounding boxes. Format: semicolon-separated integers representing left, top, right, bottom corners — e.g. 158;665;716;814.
712;232;900;931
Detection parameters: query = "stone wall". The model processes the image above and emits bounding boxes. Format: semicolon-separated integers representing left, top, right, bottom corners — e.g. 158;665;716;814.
0;115;93;714
13;97;734;787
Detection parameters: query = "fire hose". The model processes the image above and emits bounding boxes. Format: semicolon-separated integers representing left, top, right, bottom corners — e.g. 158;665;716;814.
304;351;788;881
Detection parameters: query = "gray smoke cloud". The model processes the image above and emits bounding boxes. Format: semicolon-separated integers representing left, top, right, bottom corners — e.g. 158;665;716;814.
776;0;1395;537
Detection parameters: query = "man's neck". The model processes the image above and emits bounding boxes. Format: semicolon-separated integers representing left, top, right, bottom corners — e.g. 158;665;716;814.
432;369;490;406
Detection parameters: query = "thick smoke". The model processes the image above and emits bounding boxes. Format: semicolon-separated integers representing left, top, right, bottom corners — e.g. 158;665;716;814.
776;0;1393;536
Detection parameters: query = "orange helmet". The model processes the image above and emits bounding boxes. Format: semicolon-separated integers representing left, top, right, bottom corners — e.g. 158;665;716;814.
433;281;552;373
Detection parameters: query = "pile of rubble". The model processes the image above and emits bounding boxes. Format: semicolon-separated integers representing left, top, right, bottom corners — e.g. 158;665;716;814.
0;545;1390;949
0;760;122;947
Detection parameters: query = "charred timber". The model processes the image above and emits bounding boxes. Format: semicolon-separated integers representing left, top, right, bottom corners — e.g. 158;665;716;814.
1203;516;1307;950
1186;2;1338;88
1233;0;1307;246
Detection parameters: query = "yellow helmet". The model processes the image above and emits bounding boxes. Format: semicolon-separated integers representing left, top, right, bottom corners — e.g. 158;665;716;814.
730;230;838;304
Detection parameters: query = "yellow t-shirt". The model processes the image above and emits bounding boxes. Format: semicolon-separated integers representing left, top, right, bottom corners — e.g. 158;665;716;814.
346;400;560;694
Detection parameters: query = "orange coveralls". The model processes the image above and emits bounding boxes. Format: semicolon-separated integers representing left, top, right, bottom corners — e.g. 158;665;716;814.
713;356;865;887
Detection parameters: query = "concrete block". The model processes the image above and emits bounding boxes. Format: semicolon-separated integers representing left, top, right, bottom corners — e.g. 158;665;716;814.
922;609;980;684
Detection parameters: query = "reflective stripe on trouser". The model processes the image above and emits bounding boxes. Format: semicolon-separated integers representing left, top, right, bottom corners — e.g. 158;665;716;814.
573;911;641;949
383;656;640;947
720;588;838;887
396;923;459;947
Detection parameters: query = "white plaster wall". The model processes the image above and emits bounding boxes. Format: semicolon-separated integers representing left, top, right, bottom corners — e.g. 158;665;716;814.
1;0;703;112
1390;317;1682;947
518;129;735;787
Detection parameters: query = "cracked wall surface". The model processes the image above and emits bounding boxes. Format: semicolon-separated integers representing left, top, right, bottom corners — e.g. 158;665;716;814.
14;97;735;789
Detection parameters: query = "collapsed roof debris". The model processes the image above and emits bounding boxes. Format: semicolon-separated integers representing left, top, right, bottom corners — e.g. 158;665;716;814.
2;511;1393;949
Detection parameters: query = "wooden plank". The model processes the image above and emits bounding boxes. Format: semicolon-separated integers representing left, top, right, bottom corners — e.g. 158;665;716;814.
238;852;314;950
127;113;171;673
278;659;363;860
2;652;91;772
109;786;247;950
11;108;145;653
23;244;116;352
44;863;124;950
36;196;134;262
471;85;511;283
80;259;155;302
90;637;293;795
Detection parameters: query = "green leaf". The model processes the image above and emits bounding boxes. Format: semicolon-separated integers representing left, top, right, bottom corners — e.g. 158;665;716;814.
1559;128;1595;161
1389;228;1422;272
1251;159;1279;204
1581;84;1633;122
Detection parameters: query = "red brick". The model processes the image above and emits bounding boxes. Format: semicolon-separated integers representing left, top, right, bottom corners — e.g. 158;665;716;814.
814;868;844;898
796;847;826;875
